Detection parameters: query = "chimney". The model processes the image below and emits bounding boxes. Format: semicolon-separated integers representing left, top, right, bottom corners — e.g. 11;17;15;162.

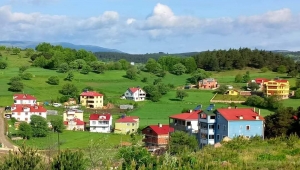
256;115;260;120
258;109;261;115
253;107;255;112
189;109;193;113
239;115;243;120
158;123;162;128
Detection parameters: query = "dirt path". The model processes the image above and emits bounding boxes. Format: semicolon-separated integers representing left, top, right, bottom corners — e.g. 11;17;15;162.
0;107;16;149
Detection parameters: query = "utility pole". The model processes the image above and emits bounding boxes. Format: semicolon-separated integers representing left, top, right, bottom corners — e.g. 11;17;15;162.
57;131;60;154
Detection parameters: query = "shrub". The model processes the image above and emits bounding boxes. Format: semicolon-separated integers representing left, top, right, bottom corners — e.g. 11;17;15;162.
47;76;60;85
21;73;33;80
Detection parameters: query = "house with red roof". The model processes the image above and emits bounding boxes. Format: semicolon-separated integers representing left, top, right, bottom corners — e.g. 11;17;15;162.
142;124;174;148
10;104;47;122
247;78;269;91
114;116;139;134
80;91;104;109
123;87;146;102
169;110;200;135
13;94;37;106
63;109;85;131
89;113;112;133
198;107;264;147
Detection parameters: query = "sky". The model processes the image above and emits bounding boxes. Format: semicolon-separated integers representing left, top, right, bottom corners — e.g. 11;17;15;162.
1;0;300;54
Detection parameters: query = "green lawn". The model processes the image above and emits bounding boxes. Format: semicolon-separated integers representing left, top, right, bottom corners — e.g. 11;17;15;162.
212;94;248;101
14;130;135;150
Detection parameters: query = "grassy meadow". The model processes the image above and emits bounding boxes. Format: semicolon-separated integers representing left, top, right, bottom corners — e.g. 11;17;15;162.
1;50;300;149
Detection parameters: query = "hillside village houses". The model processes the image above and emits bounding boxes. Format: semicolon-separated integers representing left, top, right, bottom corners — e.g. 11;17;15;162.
198;78;218;89
89;113;112;133
114;116;139;134
123;87;146;101
142;124;174;149
80;91;104;109
63;109;85;131
8;94;47;122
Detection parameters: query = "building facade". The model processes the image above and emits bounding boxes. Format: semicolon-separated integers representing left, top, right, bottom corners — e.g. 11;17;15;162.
263;80;290;99
80;91;104;109
63;109;85;131
10;104;47;122
13;94;37;106
198;107;264;148
89;113;112;133
114;116;139;134
198;78;218;89
169;110;200;135
124;87;146;101
142;124;174;148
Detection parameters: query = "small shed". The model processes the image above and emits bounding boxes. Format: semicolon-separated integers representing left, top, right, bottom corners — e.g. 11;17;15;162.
120;105;134;110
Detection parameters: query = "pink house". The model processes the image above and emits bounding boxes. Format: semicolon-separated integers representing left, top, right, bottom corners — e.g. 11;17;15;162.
198;78;218;89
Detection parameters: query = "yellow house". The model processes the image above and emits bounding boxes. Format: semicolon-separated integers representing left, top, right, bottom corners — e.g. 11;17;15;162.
114;116;139;134
227;89;239;96
63;109;85;131
80;91;104;109
63;109;84;121
263;79;290;99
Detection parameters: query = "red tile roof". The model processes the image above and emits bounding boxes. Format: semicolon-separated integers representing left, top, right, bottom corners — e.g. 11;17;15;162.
11;104;47;112
80;91;103;97
89;113;111;120
147;125;174;135
275;79;288;83
217;108;264;121
255;78;269;84
64;118;85;125
116;117;138;123
129;88;140;93
13;94;36;100
169;110;201;120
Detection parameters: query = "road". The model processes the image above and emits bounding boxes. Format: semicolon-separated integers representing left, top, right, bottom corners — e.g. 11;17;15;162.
0;107;15;149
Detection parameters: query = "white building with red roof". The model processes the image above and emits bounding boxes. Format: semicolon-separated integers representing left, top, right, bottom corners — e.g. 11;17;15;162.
10;104;47;122
80;91;104;109
169;110;200;135
142;124;174;148
63;109;85;131
124;87;146;102
89;113;112;133
13;94;37;106
114;116;139;134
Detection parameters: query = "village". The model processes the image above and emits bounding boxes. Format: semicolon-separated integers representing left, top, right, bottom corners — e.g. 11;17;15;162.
2;75;293;151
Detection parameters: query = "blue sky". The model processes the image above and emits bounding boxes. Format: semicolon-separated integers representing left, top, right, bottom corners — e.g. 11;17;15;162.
1;0;300;53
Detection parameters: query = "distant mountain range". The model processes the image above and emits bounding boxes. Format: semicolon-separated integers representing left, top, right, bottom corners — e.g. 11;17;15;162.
0;41;122;53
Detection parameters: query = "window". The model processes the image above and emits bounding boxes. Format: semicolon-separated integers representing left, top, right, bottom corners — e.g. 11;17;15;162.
132;129;135;132
25;112;28;115
217;134;220;140
209;125;214;129
92;121;96;125
127;123;130;126
210;116;215;119
209;135;214;139
217;124;220;129
201;133;207;139
25;118;28;121
217;115;220;119
102;127;106;130
39;113;41;115
200;123;207;129
132;123;135;126
246;125;250;130
223;125;226;131
187;122;191;126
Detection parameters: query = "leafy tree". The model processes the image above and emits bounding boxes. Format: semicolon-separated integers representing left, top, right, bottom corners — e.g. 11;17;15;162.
244;95;266;107
288;70;299;78
157;83;170;95
12;47;20;55
277;65;287;74
234;74;243;83
32;56;48;68
190;69;211;84
59;83;78;97
69;61;79;70
74;59;87;69
145;58;160;73
90;61;106;73
9;76;21;84
143;85;162;102
294;89;300;99
47;76;60;85
172;63;187;75
0;61;8;69
126;66;138;80
58;63;69;73
153;78;162;85
242;71;251;83
260;67;268;73
8;81;24;92
216;84;228;94
30;115;48;137
0;144;44;170
19;66;29;73
82;86;94;91
169;131;199;155
19;122;33;139
117;146;153;169
25;48;34;58
141;77;148;82
248;82;260;91
50;117;65;133
51;150;86;170
150;90;162;102
64;71;74;81
296;79;300;89
35;42;52;52
183;57;197;74
80;65;91;74
21;72;33;80
176;90;188;101
118;59;130;70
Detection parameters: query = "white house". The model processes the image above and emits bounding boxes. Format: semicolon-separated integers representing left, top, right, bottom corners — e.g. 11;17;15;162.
169;110;200;135
124;87;146;102
89;113;112;133
10;104;47;122
13;94;37;106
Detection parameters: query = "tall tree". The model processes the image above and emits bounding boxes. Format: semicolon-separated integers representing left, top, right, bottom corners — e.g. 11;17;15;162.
19;122;33;139
176;90;188;101
30;115;48;137
172;63;187;75
59;83;78;97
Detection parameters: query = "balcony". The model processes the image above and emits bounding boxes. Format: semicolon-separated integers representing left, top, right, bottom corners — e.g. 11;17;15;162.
200;129;214;134
170;123;190;132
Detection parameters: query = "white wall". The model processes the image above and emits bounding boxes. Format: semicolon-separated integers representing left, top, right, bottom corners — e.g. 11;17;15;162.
11;112;47;122
14;100;36;106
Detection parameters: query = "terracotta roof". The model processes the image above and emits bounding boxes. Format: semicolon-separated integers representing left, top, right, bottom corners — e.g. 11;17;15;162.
116;116;139;123
275;79;288;83
89;113;111;120
169;110;201;120
64;118;85;126
11;104;47;112
255;78;269;84
80;91;103;97
217;108;264;121
13;94;36;100
129;88;140;93
146;125;174;135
